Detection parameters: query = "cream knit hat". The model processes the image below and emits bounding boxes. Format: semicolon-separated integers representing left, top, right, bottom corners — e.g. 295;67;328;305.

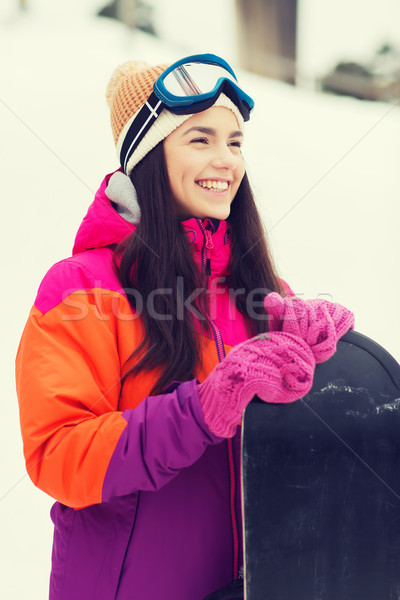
106;60;244;176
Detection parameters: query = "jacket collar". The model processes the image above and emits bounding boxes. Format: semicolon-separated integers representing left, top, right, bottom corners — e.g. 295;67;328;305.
72;171;231;278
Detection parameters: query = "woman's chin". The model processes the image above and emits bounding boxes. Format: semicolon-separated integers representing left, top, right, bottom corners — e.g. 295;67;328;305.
203;204;231;221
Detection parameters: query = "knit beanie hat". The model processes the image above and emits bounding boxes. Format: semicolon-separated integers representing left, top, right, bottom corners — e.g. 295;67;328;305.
106;60;245;176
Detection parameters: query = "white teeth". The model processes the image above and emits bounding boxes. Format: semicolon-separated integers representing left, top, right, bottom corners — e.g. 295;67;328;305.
197;180;229;191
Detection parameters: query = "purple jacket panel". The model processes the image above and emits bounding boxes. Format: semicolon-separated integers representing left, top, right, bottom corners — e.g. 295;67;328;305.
116;437;240;599
50;495;138;600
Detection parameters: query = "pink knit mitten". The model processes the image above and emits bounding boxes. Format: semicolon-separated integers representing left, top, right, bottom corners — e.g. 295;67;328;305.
198;331;315;438
264;292;355;364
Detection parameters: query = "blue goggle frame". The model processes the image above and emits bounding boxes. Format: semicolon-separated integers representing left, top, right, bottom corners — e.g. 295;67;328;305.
153;53;254;120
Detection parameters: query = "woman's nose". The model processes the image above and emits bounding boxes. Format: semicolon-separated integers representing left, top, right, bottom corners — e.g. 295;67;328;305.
211;145;239;170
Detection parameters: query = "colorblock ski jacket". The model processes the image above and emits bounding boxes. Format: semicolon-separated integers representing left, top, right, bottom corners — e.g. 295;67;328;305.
16;170;290;600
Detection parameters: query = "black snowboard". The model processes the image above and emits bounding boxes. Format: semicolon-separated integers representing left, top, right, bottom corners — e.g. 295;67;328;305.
241;330;400;600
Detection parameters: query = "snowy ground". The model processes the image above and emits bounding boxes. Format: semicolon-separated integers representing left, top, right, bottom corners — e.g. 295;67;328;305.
1;1;400;598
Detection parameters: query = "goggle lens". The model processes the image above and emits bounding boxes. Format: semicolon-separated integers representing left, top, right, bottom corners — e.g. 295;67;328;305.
162;62;238;98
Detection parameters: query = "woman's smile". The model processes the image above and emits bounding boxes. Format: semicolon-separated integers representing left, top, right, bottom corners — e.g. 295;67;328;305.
195;178;231;193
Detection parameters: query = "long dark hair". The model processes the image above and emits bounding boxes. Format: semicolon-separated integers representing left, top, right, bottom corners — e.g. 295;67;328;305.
114;142;283;394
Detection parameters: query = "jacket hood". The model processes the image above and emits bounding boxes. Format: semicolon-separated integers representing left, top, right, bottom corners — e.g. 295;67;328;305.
72;171;231;277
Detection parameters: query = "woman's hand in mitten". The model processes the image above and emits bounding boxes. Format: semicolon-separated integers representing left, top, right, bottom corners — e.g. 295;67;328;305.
264;292;355;364
197;331;315;438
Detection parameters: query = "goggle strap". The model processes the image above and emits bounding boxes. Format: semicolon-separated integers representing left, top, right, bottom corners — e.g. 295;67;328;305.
120;92;164;173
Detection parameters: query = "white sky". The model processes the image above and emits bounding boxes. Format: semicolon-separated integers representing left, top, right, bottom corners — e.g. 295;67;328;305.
1;1;399;597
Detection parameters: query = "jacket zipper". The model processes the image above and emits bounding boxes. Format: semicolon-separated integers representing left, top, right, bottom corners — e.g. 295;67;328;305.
197;218;240;580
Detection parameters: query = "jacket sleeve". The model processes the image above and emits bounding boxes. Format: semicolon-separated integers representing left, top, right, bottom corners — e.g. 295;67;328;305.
16;260;223;510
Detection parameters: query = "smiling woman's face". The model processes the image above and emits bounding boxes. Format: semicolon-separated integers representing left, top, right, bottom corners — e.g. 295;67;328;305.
163;106;246;221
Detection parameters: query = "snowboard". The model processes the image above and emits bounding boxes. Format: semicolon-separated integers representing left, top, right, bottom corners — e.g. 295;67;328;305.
241;329;400;600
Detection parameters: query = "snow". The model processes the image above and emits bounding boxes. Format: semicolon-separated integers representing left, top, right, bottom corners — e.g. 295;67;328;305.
298;0;400;81
1;1;399;597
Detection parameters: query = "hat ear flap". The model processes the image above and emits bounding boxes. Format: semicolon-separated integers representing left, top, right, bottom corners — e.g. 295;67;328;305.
105;171;141;225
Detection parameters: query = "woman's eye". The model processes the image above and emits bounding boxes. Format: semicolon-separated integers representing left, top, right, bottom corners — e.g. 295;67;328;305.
229;141;242;148
191;138;208;144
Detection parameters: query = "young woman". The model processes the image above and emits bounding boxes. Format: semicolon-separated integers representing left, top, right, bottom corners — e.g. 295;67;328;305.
16;54;354;600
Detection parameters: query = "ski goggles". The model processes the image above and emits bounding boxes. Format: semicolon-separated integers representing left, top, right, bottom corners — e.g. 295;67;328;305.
153;53;254;119
120;53;254;173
